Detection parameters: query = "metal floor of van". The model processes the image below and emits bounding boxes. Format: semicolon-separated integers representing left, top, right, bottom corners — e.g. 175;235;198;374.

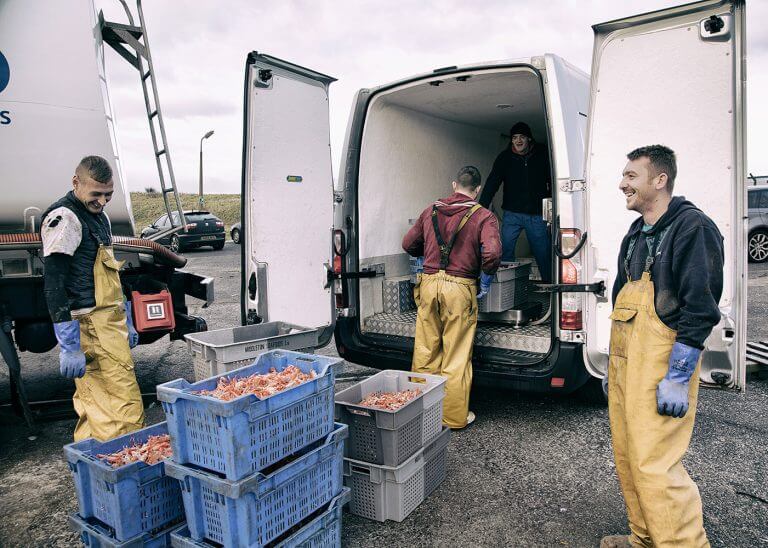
362;310;551;353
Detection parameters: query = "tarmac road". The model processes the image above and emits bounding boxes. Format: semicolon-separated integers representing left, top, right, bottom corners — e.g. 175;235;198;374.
0;243;766;547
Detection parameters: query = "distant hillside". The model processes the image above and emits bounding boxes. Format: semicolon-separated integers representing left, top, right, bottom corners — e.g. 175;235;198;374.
130;192;241;236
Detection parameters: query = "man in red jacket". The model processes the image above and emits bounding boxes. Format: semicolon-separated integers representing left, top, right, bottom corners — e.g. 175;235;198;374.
402;166;502;429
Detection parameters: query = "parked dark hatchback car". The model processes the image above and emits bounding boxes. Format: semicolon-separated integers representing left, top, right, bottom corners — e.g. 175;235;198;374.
141;211;225;252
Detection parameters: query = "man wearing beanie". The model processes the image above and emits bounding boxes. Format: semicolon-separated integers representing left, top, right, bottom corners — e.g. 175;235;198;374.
478;122;552;282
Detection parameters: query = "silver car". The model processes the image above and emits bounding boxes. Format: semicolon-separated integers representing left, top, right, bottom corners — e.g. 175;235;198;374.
748;184;768;263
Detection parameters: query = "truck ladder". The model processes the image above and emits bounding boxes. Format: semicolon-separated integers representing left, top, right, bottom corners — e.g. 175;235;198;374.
99;0;186;240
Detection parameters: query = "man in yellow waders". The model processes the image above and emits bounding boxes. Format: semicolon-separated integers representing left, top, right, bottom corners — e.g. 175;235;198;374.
601;146;724;548
403;166;502;429
41;156;144;442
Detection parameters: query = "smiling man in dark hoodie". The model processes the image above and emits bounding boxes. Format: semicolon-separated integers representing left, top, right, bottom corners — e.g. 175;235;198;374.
403;166;501;429
601;145;723;548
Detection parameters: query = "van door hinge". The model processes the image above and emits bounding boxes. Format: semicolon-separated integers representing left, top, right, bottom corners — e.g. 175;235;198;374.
560;179;586;192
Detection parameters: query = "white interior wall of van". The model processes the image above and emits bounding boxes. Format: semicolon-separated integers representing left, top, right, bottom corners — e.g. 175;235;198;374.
356;68;547;321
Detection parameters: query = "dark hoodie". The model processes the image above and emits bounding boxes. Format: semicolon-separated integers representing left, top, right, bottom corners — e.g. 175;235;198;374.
612;196;724;349
478;143;552;215
403;192;502;279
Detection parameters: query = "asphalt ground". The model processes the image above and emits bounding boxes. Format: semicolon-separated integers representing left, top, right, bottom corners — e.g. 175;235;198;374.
0;243;766;547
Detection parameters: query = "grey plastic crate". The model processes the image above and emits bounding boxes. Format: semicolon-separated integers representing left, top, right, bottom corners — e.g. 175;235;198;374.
185;322;318;381
344;426;450;522
478;262;531;313
335;370;445;467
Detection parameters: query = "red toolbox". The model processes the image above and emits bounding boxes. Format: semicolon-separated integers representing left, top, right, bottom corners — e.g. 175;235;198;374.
131;290;175;332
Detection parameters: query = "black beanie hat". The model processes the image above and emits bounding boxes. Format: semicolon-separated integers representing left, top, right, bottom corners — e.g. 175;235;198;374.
510;122;533;139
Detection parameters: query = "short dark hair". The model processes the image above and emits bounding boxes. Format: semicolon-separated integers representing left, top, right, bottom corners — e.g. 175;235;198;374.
77;155;113;184
627;145;676;193
456;165;481;190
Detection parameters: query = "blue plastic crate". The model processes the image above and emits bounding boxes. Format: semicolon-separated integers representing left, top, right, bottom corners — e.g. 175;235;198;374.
157;350;340;481
63;422;184;542
68;513;180;547
164;423;348;547
169;489;350;547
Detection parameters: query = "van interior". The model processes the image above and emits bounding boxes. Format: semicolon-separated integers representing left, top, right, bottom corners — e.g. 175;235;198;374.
355;67;556;365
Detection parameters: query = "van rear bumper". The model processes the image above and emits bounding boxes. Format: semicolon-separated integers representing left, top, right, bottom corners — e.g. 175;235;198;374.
334;317;593;395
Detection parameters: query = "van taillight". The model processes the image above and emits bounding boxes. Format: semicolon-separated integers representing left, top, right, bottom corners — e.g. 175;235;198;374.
333;255;342;274
559;228;583;331
333;229;346;256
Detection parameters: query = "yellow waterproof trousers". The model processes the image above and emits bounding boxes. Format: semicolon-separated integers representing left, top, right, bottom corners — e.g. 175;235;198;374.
608;272;708;547
72;245;144;442
411;271;477;429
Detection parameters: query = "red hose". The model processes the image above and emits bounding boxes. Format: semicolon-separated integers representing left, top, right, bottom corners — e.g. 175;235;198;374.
0;233;187;268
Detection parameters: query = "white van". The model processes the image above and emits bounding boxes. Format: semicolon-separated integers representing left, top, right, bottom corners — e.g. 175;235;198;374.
240;0;747;398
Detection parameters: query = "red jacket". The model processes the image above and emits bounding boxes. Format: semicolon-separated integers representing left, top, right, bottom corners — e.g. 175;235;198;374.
402;192;502;279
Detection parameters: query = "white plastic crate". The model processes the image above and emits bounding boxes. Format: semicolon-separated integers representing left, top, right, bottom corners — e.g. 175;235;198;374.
185;321;317;381
344;427;450;522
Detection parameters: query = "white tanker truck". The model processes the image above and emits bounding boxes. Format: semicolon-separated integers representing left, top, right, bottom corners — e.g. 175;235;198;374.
0;0;213;426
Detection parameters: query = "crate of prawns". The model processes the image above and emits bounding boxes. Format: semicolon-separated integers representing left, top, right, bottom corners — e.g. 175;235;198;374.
334;369;446;466
63;421;184;542
157;349;340;481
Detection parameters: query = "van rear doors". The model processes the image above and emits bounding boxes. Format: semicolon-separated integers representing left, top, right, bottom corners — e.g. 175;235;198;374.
240;53;337;344
583;0;747;388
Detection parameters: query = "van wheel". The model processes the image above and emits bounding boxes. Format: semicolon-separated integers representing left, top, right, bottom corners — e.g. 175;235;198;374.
170;234;183;253
231;228;241;244
575;377;607;406
748;229;768;263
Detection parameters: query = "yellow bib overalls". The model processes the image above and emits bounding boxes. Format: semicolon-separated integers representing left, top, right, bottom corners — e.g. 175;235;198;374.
72;245;145;442
608;232;708;547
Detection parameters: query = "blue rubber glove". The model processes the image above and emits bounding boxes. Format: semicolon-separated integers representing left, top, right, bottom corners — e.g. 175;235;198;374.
657;342;701;418
124;301;139;349
477;272;493;299
53;320;86;379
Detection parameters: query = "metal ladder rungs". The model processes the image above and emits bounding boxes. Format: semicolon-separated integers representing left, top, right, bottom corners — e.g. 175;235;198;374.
149;110;158;119
155;148;166;157
142;70;152;81
162;187;175;194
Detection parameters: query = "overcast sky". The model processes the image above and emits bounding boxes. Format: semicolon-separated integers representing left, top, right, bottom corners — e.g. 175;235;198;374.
96;0;768;194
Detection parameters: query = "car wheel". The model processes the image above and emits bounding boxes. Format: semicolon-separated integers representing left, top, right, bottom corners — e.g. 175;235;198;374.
170;234;183;253
748;229;768;263
231;228;241;244
212;241;225;250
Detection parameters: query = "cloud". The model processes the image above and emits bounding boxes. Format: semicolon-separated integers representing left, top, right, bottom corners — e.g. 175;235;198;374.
94;0;767;193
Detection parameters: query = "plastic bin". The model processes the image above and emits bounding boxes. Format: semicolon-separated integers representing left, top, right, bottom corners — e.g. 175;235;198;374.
334;370;445;466
63;422;184;542
168;489;350;548
164;424;348;547
185;322;318;381
157;350;339;481
478;261;531;313
344;426;450;522
68;514;179;548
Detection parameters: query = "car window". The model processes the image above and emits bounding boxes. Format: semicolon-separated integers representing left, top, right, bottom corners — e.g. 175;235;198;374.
171;212;180;225
760;190;768;209
154;214;167;227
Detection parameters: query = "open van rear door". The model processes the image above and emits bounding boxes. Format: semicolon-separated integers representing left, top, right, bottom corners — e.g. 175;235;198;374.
582;1;746;388
241;53;337;344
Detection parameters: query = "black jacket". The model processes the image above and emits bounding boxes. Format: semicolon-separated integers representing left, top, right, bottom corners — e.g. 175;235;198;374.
612;196;724;349
478;144;552;215
42;192;113;321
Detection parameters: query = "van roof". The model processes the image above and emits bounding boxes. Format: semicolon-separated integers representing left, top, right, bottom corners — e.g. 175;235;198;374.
367;53;585;95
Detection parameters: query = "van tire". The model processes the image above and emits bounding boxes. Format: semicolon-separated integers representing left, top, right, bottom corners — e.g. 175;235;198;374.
575;377;608;406
748;229;768;263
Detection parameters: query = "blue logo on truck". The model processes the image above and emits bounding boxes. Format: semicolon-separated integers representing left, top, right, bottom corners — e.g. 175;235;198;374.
0;50;9;93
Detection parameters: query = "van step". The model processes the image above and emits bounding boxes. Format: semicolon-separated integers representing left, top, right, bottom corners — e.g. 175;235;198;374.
362;311;550;353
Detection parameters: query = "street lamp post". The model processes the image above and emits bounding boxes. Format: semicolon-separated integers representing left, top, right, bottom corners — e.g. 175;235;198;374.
199;130;214;209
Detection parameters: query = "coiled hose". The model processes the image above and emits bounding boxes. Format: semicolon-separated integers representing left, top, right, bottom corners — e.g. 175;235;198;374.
0;233;187;268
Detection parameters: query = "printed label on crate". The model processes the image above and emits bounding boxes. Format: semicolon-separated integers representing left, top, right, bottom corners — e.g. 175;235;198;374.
347;407;372;417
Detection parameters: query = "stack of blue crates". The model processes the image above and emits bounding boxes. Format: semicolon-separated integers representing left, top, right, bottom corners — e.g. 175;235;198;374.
63;422;186;547
156;349;350;548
